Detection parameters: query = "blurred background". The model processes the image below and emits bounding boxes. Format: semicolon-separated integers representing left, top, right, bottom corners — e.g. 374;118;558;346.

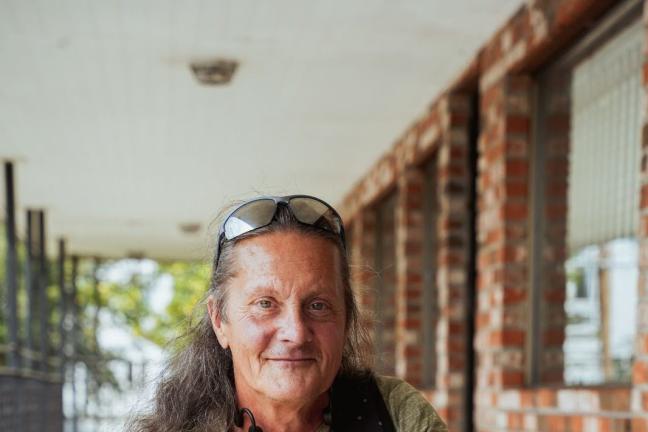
1;0;647;431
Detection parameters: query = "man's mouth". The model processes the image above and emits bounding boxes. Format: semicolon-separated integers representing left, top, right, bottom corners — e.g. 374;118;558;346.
266;356;317;365
268;357;315;361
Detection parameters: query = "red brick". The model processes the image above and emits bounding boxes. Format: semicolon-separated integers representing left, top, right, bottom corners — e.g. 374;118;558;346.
634;360;648;385
543;329;564;346
448;322;464;335
476;312;489;329
404;319;421;330
519;390;533;407
506;115;531;135
642;392;648;411
641;184;648;208
569;416;583;432
508;75;532;94
598;417;611;432
546;157;568;177
508;413;524;428
505;159;529;177
502;287;526;304
546;179;567;197
448;337;464;353
642;334;648;355
404;346;422;357
505;179;528;198
633;417;648;432
405;273;422;285
404;288;421;299
544;288;565;303
547;114;570;134
546;415;567;431
502;202;528;221
546;202;567;220
490;329;526;347
500;370;525;387
536;389;557;407
540;369;564;384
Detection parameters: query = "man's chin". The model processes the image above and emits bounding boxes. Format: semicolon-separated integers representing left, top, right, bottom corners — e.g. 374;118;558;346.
264;384;325;404
261;373;325;400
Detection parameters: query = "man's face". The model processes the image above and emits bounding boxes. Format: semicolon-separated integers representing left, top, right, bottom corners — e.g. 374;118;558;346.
209;231;347;405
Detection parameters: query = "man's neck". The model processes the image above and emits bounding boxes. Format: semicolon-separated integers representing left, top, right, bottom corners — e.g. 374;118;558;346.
235;391;329;432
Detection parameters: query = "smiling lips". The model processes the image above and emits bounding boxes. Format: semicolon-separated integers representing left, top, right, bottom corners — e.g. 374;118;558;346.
268;358;315;362
266;357;317;365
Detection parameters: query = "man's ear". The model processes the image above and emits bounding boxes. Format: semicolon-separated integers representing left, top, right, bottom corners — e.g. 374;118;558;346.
207;296;229;349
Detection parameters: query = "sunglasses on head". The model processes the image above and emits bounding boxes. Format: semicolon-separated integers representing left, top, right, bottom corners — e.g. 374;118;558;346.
214;195;346;268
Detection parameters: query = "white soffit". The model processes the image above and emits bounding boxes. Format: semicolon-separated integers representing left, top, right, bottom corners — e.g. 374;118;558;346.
0;0;523;260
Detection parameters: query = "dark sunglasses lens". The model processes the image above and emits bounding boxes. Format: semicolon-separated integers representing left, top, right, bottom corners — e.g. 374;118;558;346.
289;197;341;234
224;199;277;240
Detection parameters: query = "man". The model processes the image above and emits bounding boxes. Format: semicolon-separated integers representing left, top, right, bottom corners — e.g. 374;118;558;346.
129;195;447;432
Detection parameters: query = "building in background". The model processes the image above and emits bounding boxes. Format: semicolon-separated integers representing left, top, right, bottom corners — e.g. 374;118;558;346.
339;0;648;430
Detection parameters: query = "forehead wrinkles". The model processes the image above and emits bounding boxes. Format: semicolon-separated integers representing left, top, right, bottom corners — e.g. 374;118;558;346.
235;234;337;268
230;234;343;294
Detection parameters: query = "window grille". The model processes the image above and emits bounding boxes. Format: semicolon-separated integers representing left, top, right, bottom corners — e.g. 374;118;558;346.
422;159;438;387
563;18;642;385
373;193;397;375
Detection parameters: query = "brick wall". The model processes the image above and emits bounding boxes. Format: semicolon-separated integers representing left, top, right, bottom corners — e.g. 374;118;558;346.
395;168;425;385
340;0;648;431
475;74;534;428
433;94;474;431
343;92;475;431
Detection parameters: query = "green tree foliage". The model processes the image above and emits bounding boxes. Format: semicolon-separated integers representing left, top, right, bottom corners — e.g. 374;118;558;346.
157;261;210;336
76;258;211;349
0;219;212;395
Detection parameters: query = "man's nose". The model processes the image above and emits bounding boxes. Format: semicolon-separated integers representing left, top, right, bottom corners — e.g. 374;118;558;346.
277;305;313;344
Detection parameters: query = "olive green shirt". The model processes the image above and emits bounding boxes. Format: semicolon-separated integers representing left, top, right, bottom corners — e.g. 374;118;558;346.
316;375;448;432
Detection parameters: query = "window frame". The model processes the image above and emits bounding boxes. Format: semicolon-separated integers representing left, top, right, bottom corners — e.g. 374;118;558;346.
528;0;644;386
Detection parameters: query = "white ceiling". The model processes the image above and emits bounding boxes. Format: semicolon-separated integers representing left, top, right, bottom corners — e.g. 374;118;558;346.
0;0;523;260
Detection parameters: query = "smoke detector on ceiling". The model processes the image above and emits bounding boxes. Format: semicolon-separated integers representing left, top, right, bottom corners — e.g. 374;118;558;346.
179;222;201;235
127;250;145;260
190;59;238;85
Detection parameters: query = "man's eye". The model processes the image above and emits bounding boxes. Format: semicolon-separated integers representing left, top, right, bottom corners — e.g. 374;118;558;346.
258;299;272;309
310;302;327;311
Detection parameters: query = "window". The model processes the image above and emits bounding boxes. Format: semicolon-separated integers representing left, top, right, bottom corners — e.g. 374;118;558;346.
422;158;438;387
533;2;643;385
563;17;642;384
373;192;397;375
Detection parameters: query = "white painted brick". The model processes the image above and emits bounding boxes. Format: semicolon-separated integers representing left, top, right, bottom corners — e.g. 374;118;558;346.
498;391;521;409
583;416;599;432
496;412;509;428
524;414;537;430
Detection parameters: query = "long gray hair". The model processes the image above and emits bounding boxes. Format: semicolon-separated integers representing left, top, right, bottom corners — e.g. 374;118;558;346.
128;205;372;432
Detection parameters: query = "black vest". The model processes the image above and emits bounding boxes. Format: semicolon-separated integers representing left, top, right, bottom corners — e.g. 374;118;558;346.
329;373;396;432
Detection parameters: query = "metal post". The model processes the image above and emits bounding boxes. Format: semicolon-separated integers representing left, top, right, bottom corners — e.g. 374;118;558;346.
92;257;101;353
89;257;101;430
4;161;19;369
25;210;35;371
37;210;48;373
36;213;49;432
71;255;79;432
58;238;66;378
57;239;67;432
